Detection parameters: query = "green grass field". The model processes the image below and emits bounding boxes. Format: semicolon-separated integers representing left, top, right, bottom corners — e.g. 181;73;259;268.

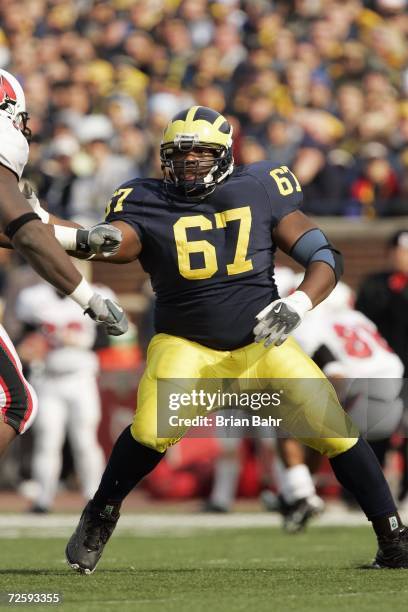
0;526;407;612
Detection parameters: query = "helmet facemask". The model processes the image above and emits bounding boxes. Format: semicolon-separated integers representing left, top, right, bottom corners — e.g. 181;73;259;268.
13;111;31;142
160;134;233;202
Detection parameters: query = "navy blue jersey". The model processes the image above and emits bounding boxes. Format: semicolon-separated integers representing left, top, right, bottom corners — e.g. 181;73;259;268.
105;161;303;350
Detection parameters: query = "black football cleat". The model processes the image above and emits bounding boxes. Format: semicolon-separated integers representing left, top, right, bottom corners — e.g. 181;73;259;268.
260;490;285;513
372;527;408;569
28;504;50;514
283;495;325;533
65;501;119;575
201;500;230;513
261;490;324;533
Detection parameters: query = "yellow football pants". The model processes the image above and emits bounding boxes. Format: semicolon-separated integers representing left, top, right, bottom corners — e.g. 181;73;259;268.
131;333;359;457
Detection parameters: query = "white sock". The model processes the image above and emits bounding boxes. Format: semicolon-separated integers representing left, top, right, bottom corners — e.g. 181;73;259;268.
210;458;240;510
275;460;316;505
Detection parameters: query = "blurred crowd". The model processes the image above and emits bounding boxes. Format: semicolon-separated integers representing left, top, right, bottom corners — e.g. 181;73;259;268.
0;0;407;220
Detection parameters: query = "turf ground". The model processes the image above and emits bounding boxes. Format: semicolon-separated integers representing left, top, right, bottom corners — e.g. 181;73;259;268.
1;519;408;612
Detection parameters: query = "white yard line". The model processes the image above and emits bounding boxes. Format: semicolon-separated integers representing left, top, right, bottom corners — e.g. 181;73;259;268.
0;509;399;538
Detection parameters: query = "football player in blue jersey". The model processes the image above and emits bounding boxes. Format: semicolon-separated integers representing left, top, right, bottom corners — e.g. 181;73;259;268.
28;106;408;571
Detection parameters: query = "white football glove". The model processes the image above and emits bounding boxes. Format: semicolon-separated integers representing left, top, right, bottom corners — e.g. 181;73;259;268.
20;180;50;223
253;291;312;348
85;294;129;336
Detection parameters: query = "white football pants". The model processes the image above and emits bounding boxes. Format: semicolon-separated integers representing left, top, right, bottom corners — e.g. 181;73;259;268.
31;370;105;508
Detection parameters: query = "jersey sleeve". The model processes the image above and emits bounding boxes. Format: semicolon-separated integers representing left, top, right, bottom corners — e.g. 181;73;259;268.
0;116;29;179
247;161;303;226
104;183;145;243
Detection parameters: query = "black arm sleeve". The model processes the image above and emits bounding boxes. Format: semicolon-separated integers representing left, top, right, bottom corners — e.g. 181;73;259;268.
312;344;337;370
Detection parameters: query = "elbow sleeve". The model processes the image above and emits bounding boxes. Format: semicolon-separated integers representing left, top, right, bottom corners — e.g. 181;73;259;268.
289;228;344;282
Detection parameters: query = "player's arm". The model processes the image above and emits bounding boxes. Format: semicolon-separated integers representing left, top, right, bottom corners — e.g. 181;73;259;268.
0;166;128;336
273;210;342;305
0;165;85;293
76;220;142;263
312;344;346;377
254;209;343;347
20;182;141;262
0;213;76;249
0;184;123;256
36;215;140;264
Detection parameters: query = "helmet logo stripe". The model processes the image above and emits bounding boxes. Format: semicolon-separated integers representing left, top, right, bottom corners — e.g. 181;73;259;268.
186;105;199;123
0;75;17;108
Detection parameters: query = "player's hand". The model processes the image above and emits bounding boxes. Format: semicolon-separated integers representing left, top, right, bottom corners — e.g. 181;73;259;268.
84;223;122;257
20;180;50;222
85;294;128;336
253;291;312;348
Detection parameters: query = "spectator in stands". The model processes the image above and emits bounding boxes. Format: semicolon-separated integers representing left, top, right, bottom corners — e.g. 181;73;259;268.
69;115;135;224
0;0;405;220
356;229;408;374
293;111;347;215
36;135;80;220
262;117;301;167
348;142;404;217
